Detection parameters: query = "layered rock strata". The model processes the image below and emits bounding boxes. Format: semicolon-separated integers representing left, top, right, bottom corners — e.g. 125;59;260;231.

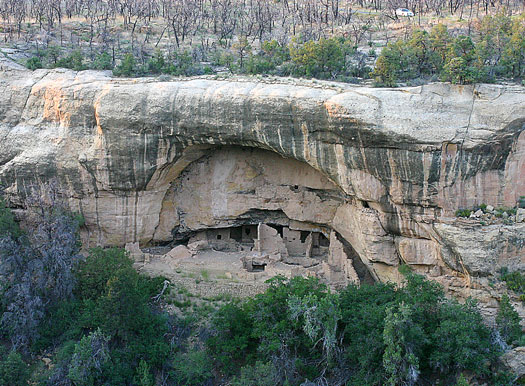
0;59;524;319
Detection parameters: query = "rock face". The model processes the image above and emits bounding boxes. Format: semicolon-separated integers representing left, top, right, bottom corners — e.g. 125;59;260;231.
0;60;524;318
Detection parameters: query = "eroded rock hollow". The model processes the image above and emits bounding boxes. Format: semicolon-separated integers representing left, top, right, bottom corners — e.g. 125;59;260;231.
0;59;524;318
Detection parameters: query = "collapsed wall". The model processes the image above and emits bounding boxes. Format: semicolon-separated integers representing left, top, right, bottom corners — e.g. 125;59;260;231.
0;59;524;319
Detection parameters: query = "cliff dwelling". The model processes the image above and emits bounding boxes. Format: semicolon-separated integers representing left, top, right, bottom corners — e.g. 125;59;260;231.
125;146;374;287
1;67;524;321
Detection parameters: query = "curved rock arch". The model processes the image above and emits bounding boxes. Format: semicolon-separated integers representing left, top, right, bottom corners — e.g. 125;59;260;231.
148;144;381;283
0;65;524;297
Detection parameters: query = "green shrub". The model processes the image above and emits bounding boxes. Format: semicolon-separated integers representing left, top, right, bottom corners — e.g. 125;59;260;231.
147;49;166;74
500;269;525;295
373;17;522;87
113;53;138;76
133;360;155;386
171;350;213;386
496;294;523;345
429;298;497;377
289;37;348;79
26;56;42;70
207;272;503;385
382;303;422;386
55;50;85;71
75;247;133;300
67;328;110;386
0;198;21;238
92;52;113;70
455;373;470;386
207;301;255;373
455;209;472;217
230;361;277;386
38;245;171;385
0;349;29;386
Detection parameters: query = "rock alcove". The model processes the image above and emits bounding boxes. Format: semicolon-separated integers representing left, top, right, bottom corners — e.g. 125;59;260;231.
127;146;376;286
0;65;523;317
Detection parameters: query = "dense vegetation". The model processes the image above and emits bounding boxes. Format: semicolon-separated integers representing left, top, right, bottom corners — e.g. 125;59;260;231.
0;187;523;385
0;1;523;85
372;14;525;85
500;268;525;304
207;271;524;386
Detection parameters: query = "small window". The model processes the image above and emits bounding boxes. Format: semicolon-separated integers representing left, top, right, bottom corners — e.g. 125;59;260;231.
300;231;309;243
230;227;242;241
252;263;266;272
217;234;222;240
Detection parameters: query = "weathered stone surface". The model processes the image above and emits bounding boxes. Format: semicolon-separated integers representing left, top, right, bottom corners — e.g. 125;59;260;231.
501;347;525;379
165;245;192;260
517;208;525;223
254;224;288;259
125;242;144;263
434;222;525;276
0;61;524;314
325;231;360;285
395;237;440;266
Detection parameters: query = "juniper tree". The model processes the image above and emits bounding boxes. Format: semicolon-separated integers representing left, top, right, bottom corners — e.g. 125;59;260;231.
0;181;82;353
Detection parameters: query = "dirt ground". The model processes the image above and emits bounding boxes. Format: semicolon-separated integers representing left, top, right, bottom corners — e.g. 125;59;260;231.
137;250;271;300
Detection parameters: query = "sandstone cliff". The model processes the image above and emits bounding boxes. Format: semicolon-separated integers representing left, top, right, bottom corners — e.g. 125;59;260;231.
0;59;524;318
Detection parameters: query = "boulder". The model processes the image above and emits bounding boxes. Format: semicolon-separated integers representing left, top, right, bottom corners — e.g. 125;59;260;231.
165;245;192;260
501;347;525;380
516;208;525;223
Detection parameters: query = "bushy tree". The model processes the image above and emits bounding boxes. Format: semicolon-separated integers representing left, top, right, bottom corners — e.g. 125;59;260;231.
441;36;483;84
74;247;133;300
371;41;406;86
288;292;340;360
429;298;497;377
26;57;43;70
289;37;348;79
67;328;110;386
429;24;451;69
207;301;255;373
245;40;289;75
373;16;524;87
496;294;522;346
382;303;422;386
171;350;213;386
230;361;278;386
147;49;166;74
208;276;333;383
44;246;170;385
406;30;436;76
0;198;21;238
133;360;155;386
0;183;81;352
92;52;113;70
55;50;85;71
113;53;138;76
500;15;525;79
211;274;461;385
0;349;29;386
339;282;400;385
